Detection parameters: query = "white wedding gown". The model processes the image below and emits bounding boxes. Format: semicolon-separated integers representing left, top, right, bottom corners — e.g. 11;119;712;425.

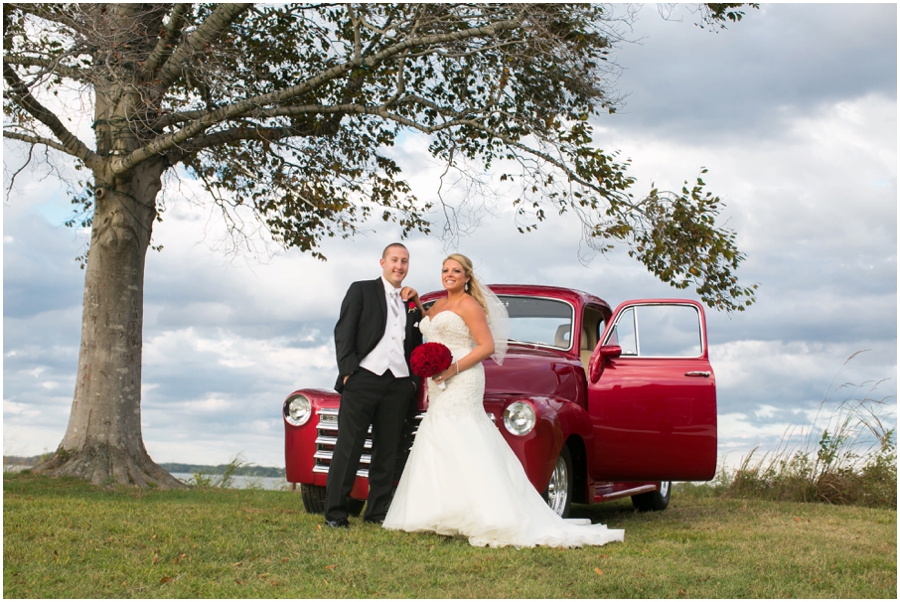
383;311;624;548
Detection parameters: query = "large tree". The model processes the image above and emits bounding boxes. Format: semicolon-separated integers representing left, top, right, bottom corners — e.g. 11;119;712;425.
3;3;757;487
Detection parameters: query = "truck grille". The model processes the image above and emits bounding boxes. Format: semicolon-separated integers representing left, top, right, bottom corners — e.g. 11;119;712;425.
311;408;424;478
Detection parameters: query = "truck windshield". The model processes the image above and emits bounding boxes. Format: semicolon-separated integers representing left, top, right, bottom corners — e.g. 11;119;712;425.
498;296;574;350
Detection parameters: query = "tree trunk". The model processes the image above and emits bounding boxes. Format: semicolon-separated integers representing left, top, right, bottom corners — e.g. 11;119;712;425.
36;161;186;488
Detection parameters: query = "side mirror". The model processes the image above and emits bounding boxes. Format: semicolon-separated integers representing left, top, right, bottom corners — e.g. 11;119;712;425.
588;345;622;383
599;345;622;359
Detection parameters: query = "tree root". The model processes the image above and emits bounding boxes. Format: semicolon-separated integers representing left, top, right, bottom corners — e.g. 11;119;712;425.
35;443;189;489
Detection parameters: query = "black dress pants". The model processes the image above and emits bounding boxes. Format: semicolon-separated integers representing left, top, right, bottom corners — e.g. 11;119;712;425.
324;369;415;522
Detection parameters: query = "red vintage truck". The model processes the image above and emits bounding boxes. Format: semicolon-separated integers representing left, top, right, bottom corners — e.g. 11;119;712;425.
283;284;717;517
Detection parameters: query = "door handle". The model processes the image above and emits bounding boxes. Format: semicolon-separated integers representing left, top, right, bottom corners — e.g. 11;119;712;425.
685;371;711;377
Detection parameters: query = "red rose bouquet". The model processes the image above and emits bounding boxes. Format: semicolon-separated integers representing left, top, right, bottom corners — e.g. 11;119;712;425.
410;342;453;382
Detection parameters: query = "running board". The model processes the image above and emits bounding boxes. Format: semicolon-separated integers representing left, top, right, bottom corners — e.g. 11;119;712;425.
593;483;656;503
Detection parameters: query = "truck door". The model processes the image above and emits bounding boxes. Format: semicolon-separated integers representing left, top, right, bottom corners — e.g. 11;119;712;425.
587;300;717;481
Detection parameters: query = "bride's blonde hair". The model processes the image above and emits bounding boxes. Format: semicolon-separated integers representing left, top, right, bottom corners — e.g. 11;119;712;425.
445;253;490;320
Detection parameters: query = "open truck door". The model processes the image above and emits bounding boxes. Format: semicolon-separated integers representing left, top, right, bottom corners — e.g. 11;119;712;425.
587;300;717;481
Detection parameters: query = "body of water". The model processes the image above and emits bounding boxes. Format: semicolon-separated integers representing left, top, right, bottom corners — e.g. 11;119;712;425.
170;473;290;490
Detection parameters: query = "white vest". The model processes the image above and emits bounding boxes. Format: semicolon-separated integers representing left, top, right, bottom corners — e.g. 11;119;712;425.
359;277;409;378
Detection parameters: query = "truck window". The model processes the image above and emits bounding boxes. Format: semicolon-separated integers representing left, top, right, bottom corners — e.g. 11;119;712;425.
498;296;574;351
605;304;702;358
635;304;703;357
608;307;637;355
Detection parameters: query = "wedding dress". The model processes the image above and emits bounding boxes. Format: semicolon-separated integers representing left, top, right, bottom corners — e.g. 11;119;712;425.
383;310;624;548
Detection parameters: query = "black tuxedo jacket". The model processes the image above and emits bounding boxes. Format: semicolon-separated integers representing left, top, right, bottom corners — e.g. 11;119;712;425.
333;277;423;393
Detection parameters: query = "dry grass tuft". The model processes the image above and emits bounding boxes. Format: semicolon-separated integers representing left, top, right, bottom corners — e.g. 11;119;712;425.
719;352;896;509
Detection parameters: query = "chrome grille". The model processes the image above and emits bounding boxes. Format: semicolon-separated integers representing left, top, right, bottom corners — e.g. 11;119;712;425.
312;408;425;478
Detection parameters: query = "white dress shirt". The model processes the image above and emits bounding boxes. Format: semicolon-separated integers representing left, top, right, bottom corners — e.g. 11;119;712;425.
359;277;409;378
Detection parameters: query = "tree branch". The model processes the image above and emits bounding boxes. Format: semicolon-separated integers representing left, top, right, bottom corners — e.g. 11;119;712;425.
112;14;526;175
166;102;450;155
4;140;34;198
3;63;102;168
154;3;250;94
3;54;90;83
8;3;81;32
3;129;72;154
174;124;295;155
143;3;191;76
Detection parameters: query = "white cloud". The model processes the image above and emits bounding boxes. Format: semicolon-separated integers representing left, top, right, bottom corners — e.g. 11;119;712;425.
25;367;47;378
719;412;809;442
3;399;40;418
179;394;234;413
754;405;781;420
713;340;838;391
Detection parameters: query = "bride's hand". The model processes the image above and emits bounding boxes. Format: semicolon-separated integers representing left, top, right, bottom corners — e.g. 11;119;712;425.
432;363;459;386
401;286;423;313
400;286;418;302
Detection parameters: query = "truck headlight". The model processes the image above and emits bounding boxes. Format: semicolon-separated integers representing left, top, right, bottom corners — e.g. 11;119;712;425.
284;394;312;426
503;401;536;436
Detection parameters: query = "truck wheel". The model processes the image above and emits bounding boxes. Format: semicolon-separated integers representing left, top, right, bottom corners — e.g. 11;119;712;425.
300;484;326;514
543;446;573;518
632;481;671;512
300;484;365;516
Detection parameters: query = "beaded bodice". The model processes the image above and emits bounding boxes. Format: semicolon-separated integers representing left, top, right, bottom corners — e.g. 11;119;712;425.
419;311;484;417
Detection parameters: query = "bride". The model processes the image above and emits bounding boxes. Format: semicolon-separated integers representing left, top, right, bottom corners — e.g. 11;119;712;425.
383;253;624;548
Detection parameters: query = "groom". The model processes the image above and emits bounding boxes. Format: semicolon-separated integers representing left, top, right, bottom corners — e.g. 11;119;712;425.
324;242;423;528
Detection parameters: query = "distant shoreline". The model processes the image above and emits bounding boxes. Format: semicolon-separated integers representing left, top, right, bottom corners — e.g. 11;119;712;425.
3;456;285;478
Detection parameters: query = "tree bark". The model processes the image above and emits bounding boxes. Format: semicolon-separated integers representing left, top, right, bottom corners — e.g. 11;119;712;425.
36;161;186;488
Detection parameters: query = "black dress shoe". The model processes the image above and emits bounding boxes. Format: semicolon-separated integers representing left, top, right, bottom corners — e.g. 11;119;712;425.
325;518;350;529
363;516;384;525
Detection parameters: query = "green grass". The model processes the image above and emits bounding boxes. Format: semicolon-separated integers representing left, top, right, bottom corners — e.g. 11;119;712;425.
4;473;896;598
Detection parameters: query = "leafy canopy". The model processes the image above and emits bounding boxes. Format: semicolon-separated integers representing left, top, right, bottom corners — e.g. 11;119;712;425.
3;3;757;311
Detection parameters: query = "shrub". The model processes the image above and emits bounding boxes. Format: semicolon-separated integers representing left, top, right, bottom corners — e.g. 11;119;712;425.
720;353;896;509
189;454;252;489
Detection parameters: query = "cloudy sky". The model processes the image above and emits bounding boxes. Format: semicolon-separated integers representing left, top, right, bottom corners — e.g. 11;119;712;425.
4;4;897;471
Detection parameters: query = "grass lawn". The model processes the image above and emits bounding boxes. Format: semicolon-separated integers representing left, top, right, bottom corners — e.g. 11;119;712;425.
3;472;896;598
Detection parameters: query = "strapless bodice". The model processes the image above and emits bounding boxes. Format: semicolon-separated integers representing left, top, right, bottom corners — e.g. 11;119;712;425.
420;311;476;356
